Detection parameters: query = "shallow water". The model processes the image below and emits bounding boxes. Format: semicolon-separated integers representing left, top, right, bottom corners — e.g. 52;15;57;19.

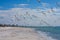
35;27;60;40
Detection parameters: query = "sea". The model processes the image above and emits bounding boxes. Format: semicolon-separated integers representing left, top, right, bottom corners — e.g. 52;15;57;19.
33;27;60;40
23;27;60;40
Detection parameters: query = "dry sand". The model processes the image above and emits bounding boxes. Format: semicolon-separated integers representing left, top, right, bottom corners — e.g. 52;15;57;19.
0;27;57;40
0;27;40;40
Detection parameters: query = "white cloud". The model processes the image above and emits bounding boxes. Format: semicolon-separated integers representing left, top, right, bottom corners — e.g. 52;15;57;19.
0;8;60;26
14;4;29;7
19;4;29;6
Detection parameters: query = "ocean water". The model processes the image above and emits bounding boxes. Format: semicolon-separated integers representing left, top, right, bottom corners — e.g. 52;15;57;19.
34;27;60;40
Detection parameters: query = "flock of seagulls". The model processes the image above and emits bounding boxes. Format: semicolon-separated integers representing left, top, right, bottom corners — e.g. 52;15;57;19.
12;10;55;26
10;0;60;26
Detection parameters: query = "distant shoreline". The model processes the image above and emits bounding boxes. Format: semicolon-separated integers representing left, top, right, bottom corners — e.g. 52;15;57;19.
0;24;60;27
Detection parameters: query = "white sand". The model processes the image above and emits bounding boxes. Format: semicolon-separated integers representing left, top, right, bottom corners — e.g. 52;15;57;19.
0;27;57;40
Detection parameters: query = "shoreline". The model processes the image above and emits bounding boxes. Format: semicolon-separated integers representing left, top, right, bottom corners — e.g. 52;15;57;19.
0;27;57;40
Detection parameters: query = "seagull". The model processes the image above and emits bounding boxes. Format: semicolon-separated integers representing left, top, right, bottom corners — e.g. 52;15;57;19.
37;0;41;3
26;11;30;16
14;15;21;21
41;11;47;16
50;8;55;12
41;19;50;25
47;8;55;13
32;15;38;18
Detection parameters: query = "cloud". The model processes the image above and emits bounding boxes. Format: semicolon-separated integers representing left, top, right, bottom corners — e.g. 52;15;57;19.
0;7;60;26
19;4;29;6
14;4;29;8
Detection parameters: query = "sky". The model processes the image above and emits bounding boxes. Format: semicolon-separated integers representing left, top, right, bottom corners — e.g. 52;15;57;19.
0;0;60;26
0;0;60;10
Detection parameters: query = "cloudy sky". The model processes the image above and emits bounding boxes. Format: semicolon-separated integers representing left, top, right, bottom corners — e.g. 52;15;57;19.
0;0;60;26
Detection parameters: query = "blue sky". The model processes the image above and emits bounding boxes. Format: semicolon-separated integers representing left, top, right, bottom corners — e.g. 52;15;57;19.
0;0;60;10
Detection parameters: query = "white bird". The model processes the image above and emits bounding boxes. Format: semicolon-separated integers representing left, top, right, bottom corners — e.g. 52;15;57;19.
26;11;30;16
50;8;55;12
41;11;47;16
14;15;21;21
41;20;50;25
32;15;38;18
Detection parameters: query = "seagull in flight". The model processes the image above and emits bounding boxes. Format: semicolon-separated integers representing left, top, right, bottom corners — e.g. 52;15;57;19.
37;0;41;3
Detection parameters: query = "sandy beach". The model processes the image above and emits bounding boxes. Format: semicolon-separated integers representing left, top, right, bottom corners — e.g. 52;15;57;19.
0;27;40;40
0;27;57;40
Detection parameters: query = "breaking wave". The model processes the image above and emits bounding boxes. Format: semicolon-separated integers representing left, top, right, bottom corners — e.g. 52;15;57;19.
36;31;57;40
